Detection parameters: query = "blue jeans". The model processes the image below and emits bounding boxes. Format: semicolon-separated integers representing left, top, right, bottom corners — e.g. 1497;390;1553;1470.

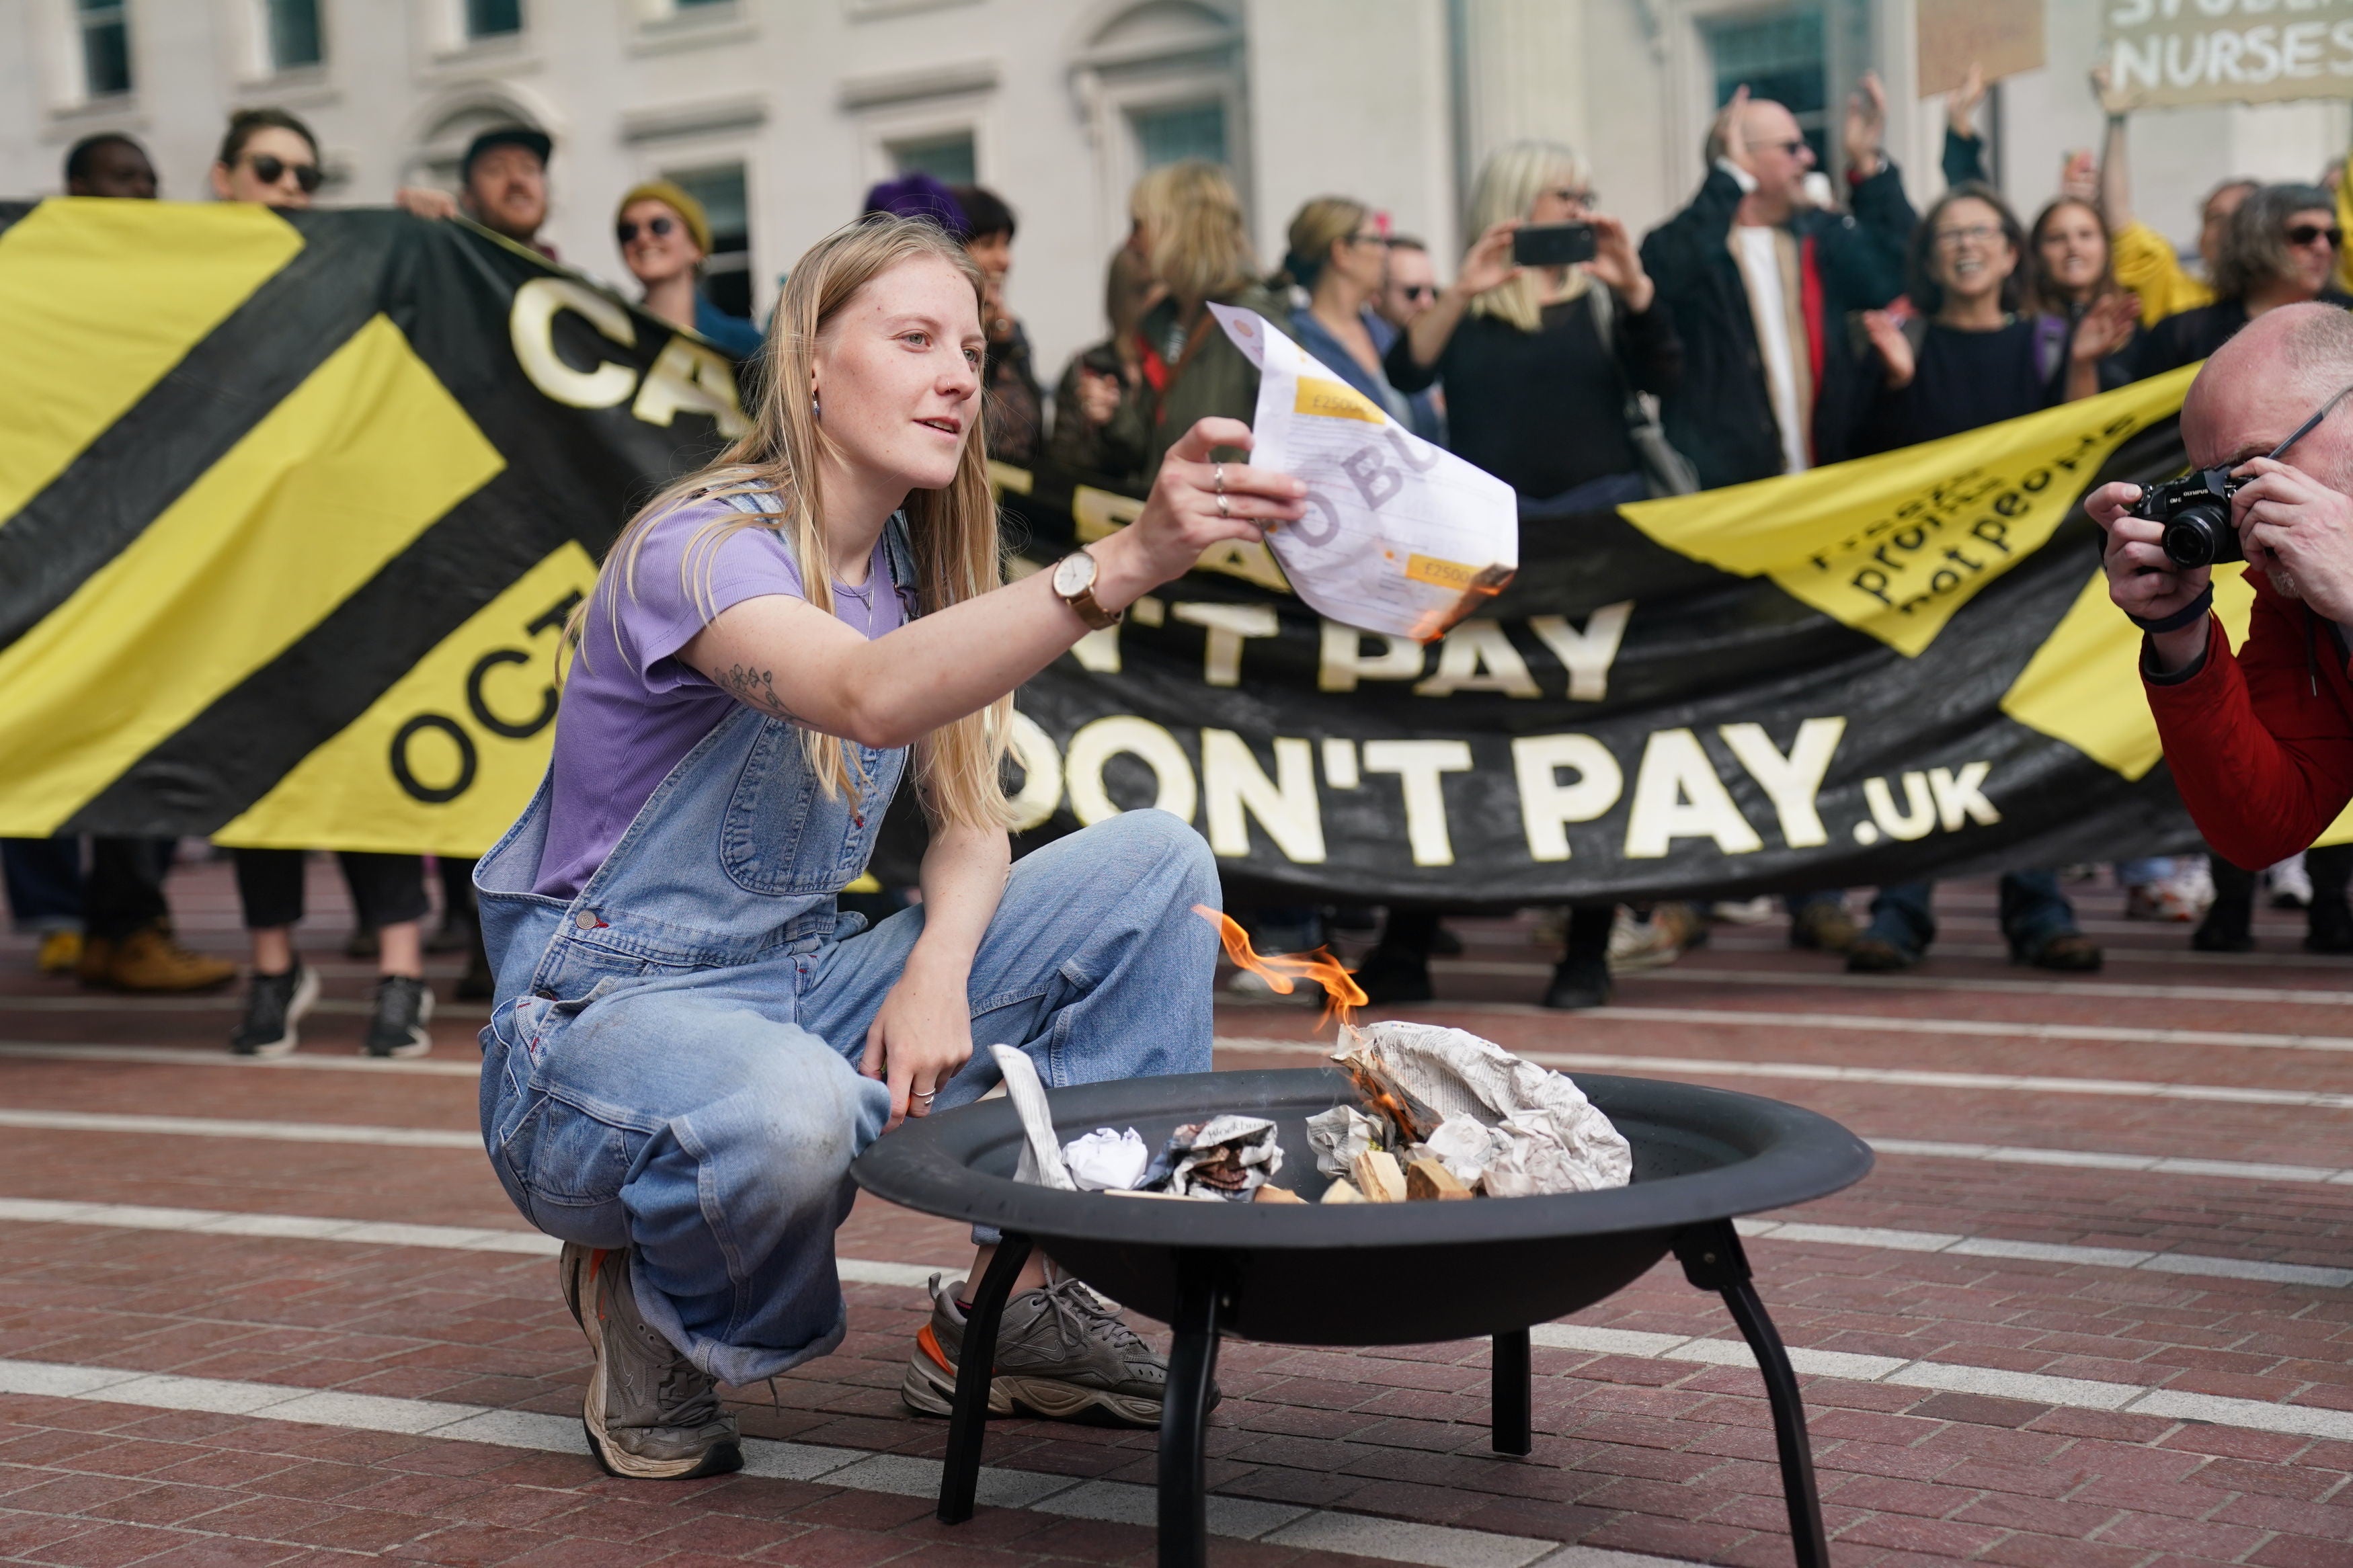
481;799;1215;1387
2115;858;2173;889
3;838;83;932
1864;871;2078;960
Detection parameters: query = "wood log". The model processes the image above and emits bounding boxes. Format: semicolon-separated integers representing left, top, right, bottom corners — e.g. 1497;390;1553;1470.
1318;1178;1365;1204
1404;1158;1474;1201
1352;1149;1407;1203
1253;1184;1306;1204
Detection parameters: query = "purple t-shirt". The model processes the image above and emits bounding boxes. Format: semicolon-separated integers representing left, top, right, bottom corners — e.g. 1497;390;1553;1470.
533;500;908;897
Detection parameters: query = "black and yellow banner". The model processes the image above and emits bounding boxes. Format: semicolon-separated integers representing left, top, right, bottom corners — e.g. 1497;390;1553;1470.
0;203;2292;899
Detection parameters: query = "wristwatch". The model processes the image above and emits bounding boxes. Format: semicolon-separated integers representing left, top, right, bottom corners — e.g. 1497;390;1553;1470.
1051;548;1121;630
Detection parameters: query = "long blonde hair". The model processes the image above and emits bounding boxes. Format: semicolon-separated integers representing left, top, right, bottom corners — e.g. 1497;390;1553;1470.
1466;140;1591;331
584;216;1013;831
1131;160;1257;304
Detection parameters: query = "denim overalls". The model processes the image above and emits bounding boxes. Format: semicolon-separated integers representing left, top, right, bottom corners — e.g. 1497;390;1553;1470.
471;512;1218;1387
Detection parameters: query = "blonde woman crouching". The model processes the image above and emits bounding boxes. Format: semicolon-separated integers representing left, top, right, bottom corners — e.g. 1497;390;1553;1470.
473;216;1305;1479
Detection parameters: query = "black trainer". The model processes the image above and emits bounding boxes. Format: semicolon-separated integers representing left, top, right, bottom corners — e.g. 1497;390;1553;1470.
231;964;319;1057
2307;898;2353;955
1542;952;1611;1009
364;975;434;1058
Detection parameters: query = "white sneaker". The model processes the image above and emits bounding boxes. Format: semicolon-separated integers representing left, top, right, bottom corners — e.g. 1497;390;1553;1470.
1709;897;1776;925
2269;854;2312;909
1607;905;1702;974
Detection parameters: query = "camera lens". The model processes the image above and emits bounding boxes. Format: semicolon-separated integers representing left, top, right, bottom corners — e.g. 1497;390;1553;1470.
2161;503;2239;569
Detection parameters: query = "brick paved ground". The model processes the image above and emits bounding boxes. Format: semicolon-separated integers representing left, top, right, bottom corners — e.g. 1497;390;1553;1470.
2;852;2350;1568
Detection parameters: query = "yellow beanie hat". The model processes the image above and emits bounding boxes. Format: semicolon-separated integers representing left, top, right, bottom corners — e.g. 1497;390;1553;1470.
616;180;711;255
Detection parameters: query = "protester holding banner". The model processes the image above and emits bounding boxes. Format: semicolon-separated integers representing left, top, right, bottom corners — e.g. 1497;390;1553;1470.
614;179;763;358
204;105;440;1053
1839;183;2105;976
2095;304;2353;895
1639;77;1913;490
471;215;1308;1478
63;132;155;200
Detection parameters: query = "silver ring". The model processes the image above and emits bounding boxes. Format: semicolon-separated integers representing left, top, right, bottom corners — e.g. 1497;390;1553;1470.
1218;493;1231;519
914;1089;936;1102
1213;463;1226;495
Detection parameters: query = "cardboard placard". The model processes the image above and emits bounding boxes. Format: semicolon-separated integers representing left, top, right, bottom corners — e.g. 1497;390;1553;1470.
2106;0;2353;110
1918;0;2044;99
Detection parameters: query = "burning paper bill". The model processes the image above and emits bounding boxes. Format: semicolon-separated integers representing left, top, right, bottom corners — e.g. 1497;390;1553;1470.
1207;304;1517;641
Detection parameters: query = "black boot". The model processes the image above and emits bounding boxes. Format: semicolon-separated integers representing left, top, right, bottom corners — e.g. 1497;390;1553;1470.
1353;946;1433;1005
2193;897;2254;952
2307;897;2353;955
1542;952;1611;1009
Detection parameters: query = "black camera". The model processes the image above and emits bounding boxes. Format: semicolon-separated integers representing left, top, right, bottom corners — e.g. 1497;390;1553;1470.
2132;468;2247;569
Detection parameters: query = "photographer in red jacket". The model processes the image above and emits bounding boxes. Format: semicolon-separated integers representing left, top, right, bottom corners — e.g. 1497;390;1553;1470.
2090;302;2353;876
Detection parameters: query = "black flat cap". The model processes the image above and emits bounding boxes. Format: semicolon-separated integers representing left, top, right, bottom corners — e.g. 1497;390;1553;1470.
462;125;551;180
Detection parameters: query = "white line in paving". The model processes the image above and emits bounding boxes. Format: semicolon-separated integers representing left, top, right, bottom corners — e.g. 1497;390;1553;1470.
0;1108;479;1148
1441;959;2353;1009
0;1040;481;1076
1869;1137;2353;1186
1702;935;2353;971
1433;1000;2353;1055
0;995;489;1020
0;1358;1611;1568
1525;1323;2353;1442
7;1190;2342;1293
1213;1038;2353;1110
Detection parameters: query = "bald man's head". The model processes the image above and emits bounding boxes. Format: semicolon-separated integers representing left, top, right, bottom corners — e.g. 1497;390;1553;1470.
1704;97;1815;212
2184;302;2353;482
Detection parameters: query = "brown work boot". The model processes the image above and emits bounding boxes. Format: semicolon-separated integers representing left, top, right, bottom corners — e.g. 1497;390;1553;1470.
1790;901;1858;953
73;933;111;984
102;925;237;992
40;931;85;977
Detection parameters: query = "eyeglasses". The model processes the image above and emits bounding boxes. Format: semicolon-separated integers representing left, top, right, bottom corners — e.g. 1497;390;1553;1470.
2286;223;2345;250
1542;187;1597;206
616;215;676;244
1933;223;2003;249
1343;231;1384;247
1394;284;1437;302
2268;379;2353;463
243;153;321;193
1744;138;1807;158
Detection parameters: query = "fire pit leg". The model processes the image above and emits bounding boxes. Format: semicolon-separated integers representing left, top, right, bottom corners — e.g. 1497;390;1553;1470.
1158;1251;1227;1568
1490;1329;1531;1455
936;1231;1033;1526
1673;1223;1829;1568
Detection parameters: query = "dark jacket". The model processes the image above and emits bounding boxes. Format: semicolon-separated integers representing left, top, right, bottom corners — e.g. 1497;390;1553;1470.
1638;163;1916;489
2122;292;2353;383
1101;281;1291;485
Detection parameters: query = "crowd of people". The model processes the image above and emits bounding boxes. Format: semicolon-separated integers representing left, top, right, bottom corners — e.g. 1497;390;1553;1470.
11;67;2353;1039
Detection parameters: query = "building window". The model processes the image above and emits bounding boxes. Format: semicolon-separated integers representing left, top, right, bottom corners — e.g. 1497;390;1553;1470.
1702;6;1828;170
267;0;323;69
1131;101;1226;170
666;163;752;319
889;132;975;188
78;0;132;96
466;0;522;39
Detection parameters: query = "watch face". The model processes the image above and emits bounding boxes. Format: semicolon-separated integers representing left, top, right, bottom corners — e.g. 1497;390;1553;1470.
1053;552;1095;597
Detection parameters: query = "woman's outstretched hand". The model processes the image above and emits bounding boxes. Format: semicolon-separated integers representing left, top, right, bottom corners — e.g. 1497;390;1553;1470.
1095;418;1308;602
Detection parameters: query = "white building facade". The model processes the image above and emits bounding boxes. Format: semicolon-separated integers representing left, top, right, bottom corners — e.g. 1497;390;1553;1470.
3;0;2346;386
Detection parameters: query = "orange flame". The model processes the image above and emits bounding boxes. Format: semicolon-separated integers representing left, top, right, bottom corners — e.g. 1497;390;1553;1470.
1194;905;1367;1029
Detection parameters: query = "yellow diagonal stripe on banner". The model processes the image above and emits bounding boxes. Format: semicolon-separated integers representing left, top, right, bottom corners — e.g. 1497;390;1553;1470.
215;543;594;858
2000;564;2258;782
0;314;503;833
2000;565;2353;847
1622;366;2199;657
0;200;301;527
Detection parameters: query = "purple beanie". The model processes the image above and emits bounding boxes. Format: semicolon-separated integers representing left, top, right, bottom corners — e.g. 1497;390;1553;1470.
861;172;970;238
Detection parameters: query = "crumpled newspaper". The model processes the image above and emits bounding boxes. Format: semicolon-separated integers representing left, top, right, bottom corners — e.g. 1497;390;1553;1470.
1060;1127;1151;1192
1334;1022;1632;1196
1306;1104;1384;1177
1152;1114;1283;1200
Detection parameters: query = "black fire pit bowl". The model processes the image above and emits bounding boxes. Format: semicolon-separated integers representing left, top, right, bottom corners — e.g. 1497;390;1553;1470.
853;1066;1870;1345
852;1066;1869;1568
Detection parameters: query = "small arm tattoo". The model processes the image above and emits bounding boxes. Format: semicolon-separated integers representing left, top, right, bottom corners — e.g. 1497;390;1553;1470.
717;663;801;720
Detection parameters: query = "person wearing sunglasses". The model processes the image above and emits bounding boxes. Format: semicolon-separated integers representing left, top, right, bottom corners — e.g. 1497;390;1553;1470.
1638;75;1916;495
208;108;321;210
2121;185;2349;386
614;180;763;360
2093;305;2353;911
